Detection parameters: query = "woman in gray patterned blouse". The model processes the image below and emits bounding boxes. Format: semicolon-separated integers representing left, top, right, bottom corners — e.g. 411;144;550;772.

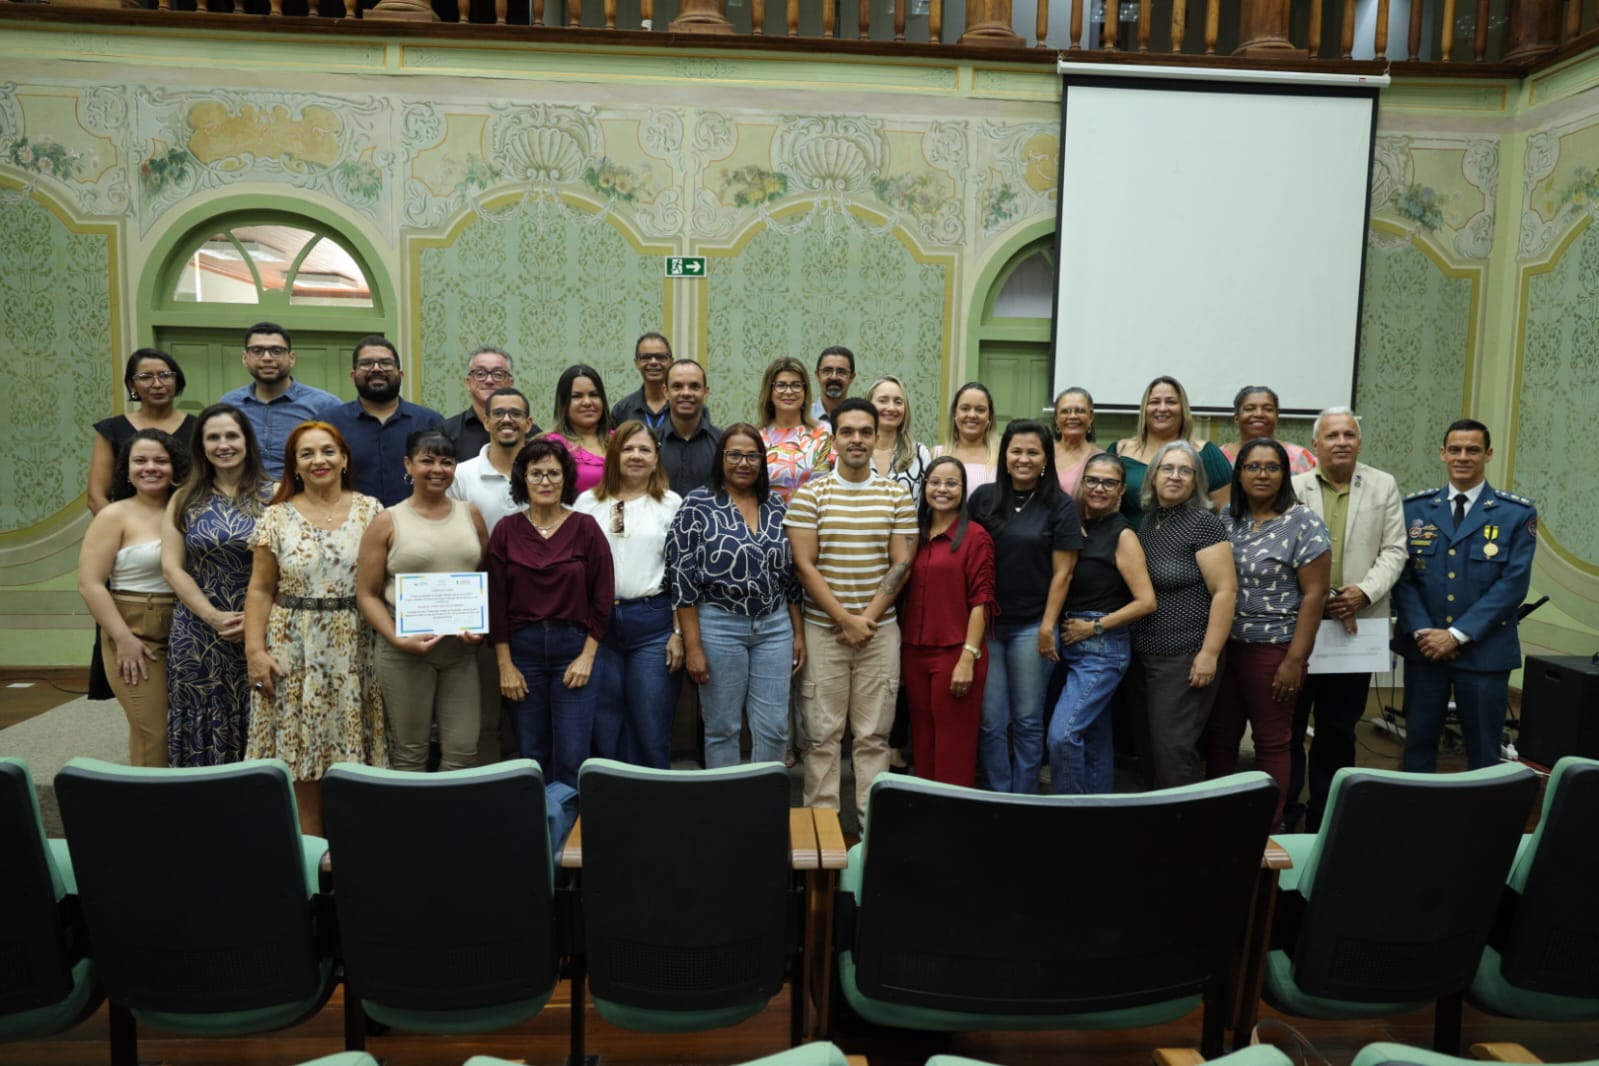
1206;437;1331;830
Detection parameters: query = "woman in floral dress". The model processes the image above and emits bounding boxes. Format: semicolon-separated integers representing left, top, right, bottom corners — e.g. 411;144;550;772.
161;404;275;766
245;421;386;834
756;356;831;504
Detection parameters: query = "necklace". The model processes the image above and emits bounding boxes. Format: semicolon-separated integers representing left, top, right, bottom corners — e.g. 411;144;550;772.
298;495;344;529
529;508;567;537
1012;490;1035;514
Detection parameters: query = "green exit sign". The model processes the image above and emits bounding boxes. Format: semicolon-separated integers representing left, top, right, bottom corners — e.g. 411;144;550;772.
664;256;707;278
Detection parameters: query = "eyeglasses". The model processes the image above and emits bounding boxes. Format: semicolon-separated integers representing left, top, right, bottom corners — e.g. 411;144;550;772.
467;369;512;383
1156;464;1196;480
488;408;528;422
245;345;289;358
610;500;626;535
635;352;671;363
771;382;805;393
1081;475;1122;490
132;371;178;385
356;358;398;372
1057;407;1091;417
1241;462;1284;475
818;368;852;379
724;451;764;467
524;469;563;483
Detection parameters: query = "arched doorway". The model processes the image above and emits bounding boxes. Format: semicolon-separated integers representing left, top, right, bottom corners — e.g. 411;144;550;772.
973;234;1054;432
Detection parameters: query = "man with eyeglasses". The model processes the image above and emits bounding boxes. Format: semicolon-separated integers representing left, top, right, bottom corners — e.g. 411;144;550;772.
219;322;341;478
442;347;536;460
1284;407;1406;829
811;345;857;426
657;358;721;497
326;335;444;506
610;332;695;433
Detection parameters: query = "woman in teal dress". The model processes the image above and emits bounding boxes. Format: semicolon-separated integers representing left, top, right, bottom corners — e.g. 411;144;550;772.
160;404;275;765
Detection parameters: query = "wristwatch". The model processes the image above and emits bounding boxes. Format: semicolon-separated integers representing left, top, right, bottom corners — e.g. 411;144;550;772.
1092;621;1105;636
962;643;983;660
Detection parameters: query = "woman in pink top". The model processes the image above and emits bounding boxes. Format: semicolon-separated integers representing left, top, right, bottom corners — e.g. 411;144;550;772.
1220;385;1317;475
543;364;612;496
1052;386;1103;495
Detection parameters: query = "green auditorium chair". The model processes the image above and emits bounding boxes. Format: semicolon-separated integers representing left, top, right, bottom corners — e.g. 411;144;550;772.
1468;756;1599;1023
319;760;559;1045
468;1040;851;1066
1352;1040;1599;1064
296;1055;379;1066
0;757;103;1042
832;772;1279;1059
1261;763;1539;1055
571;759;800;1058
53;757;338;1066
931;1048;1295;1066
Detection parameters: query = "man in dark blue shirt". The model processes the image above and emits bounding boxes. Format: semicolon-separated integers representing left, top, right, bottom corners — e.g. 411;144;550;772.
657;359;721;498
326;335;443;507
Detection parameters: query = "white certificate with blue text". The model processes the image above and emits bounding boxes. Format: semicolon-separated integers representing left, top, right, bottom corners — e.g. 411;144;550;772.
1306;617;1390;675
394;572;489;636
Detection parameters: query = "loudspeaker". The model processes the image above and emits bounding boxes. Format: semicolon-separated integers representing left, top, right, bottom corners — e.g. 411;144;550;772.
1518;655;1599;768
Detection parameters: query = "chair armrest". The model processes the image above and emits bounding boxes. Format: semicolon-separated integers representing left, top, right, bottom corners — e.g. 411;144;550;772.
790;808;820;870
1152;1050;1207;1066
1469;1043;1543;1062
813;807;847;870
560;815;583;869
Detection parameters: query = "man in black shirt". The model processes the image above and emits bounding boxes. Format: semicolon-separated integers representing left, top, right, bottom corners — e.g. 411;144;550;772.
657;359;721;497
442;346;539;460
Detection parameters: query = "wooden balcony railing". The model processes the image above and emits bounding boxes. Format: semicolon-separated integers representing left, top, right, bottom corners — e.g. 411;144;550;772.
6;0;1597;74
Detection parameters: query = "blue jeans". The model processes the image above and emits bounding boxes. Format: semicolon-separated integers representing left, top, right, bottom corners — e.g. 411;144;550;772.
507;622;596;788
696;604;793;768
979;619;1054;794
1047;613;1131;795
592;593;682;769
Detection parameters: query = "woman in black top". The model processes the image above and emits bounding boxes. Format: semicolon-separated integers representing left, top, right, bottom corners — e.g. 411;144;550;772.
968;418;1082;794
1047;453;1156;794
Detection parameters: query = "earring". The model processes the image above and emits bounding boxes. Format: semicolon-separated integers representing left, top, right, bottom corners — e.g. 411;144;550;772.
127;390;139;403
403;471;413;485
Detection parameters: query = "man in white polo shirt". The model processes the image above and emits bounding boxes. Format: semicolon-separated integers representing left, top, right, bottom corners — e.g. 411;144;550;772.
785;397;917;822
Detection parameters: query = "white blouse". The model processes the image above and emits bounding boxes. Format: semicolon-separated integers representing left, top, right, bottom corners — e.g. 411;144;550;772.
572;490;684;601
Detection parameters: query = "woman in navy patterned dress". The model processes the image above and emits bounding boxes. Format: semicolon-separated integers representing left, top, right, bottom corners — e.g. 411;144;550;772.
160;404;274;765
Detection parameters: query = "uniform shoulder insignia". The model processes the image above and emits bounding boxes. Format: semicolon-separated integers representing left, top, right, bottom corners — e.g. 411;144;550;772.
1405;487;1439;501
1493;489;1534;506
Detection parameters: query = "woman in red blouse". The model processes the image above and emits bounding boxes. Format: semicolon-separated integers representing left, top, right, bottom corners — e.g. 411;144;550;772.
899;455;996;787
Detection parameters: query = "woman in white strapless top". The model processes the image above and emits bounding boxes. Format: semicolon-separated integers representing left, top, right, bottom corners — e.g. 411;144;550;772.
78;428;186;766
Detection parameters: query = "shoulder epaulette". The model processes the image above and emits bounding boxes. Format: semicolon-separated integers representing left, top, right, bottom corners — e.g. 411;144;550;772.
1493;489;1534;506
1405;487;1440;501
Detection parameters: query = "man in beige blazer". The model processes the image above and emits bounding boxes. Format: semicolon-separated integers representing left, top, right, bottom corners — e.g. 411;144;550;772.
1284;407;1407;830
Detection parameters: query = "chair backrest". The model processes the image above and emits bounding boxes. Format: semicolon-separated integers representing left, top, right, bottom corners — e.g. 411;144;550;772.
1289;763;1539;1004
0;758;77;1017
1495;756;1599;998
577;759;793;1015
320;760;557;1012
848;772;1278;1015
53;757;323;1013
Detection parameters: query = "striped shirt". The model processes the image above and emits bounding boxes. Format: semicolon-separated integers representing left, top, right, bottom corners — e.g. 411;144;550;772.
783;471;917;629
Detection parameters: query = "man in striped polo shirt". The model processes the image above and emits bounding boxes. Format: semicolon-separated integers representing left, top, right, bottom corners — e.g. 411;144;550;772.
785;397;918;821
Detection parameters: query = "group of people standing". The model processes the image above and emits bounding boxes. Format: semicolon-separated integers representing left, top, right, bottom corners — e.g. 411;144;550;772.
77;325;1539;835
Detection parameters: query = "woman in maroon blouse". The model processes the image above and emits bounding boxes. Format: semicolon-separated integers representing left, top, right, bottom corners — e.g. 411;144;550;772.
487;437;614;786
899;455;996;787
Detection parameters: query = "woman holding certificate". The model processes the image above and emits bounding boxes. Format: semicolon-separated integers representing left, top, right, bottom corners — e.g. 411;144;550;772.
357;429;489;773
245;421;386;833
488;437;615;787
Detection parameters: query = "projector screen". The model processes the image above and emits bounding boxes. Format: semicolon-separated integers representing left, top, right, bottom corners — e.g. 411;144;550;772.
1051;64;1386;415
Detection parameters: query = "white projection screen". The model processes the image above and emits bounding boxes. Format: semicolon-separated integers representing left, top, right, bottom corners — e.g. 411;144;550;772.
1051;64;1388;415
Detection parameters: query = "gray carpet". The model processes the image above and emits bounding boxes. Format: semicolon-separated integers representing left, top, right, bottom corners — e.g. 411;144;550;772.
0;697;127;836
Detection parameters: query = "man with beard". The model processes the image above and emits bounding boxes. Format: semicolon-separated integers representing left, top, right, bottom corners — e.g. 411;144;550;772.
326;335;444;506
811;345;856;427
219;321;341;478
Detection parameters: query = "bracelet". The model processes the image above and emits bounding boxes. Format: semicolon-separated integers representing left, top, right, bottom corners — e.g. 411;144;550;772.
962;643;982;658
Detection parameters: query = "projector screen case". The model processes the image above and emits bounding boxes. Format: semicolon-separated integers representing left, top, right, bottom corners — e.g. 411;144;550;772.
1050;64;1389;415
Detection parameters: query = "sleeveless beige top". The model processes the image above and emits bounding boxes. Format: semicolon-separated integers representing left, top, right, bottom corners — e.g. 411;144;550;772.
383;498;481;608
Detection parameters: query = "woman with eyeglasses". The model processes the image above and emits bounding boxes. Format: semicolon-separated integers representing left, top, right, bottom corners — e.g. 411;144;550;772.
899;456;995;786
1112;375;1232;525
933;382;998;491
668;424;804;768
544;364;613;497
573;421;684;768
1052;387;1103;496
1206;438;1331;828
968;419;1082;794
1047;453;1156;794
1220;385;1317;475
488;437;614;787
1129;441;1237;791
757;357;832;504
161;404;274;766
356;429;490;773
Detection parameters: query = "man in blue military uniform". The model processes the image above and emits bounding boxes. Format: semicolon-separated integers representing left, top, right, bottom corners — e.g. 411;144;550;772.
1392;418;1537;772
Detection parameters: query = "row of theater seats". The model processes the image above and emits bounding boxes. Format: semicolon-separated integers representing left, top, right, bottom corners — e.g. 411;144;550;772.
3;753;1597;1064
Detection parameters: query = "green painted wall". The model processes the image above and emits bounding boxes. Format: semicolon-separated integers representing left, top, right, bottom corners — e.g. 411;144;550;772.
0;19;1596;668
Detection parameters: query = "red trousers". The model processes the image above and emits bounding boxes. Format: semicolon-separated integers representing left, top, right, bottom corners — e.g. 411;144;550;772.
901;643;988;788
1207;639;1304;827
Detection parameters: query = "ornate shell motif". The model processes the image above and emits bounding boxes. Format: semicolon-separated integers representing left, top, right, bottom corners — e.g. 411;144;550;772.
774;116;886;197
490;105;599;190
